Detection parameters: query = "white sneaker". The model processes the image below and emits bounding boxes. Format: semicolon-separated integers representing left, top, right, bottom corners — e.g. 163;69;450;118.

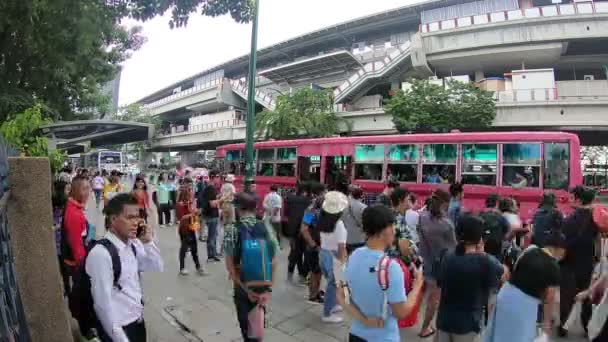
331;305;343;314
179;269;189;276
321;314;343;324
196;269;208;276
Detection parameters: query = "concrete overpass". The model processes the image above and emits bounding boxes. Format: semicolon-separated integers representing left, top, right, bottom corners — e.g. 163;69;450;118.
145;1;608;151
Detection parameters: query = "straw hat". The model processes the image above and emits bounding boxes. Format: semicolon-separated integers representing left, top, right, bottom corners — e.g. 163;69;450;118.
322;191;349;215
225;174;235;182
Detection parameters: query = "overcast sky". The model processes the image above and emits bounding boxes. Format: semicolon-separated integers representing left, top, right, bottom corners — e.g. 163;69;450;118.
119;0;422;105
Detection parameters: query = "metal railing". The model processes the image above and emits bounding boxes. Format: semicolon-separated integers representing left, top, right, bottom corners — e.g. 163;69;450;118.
420;2;608;33
156;118;246;137
496;83;608;103
333;41;412;102
0;136;30;342
229;79;276;110
143;78;225;110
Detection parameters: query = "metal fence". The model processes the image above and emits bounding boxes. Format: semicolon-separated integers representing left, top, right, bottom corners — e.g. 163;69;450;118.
0;137;30;342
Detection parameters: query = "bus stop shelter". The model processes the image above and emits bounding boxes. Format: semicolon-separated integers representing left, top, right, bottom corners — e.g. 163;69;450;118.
39;120;154;154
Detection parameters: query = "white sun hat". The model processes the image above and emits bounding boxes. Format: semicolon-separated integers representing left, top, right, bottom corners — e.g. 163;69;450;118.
322;191;349;215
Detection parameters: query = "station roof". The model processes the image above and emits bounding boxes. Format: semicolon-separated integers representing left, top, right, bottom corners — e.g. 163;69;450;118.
135;0;471;104
40;120;154;153
259;50;362;84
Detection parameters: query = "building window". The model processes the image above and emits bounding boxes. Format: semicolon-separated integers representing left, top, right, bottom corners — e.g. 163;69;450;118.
422;144;456;184
461;144;497;186
502;143;541;188
544;142;570;190
354;145;384;181
387;144;418;182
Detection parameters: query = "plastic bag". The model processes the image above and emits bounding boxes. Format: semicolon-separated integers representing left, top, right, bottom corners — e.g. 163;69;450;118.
247;305;264;339
533;333;549;342
589;289;608;340
564;302;586;336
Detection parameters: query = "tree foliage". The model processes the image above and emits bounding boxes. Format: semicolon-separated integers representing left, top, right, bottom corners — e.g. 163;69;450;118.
0;105;66;173
255;88;349;140
385;79;496;133
0;0;252;122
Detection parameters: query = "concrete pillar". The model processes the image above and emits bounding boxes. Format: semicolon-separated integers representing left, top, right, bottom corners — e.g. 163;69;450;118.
7;157;73;342
475;71;485;82
391;81;401;91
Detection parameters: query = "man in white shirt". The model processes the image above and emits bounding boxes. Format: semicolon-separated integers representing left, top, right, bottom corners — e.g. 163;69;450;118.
263;184;283;245
86;193;164;342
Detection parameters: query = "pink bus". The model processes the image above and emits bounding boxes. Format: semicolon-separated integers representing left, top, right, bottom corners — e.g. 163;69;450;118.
216;131;582;220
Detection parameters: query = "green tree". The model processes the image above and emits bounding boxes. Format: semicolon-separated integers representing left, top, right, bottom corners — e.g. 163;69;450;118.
255;88;349;140
386;79;496;133
0;105;66;173
0;0;252;122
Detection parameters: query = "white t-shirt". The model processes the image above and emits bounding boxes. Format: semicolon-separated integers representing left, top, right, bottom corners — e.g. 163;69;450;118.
320;220;348;252
92;176;105;190
405;209;420;228
263;192;283;223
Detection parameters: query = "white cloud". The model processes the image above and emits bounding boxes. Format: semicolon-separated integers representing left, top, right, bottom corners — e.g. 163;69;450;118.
119;0;420;105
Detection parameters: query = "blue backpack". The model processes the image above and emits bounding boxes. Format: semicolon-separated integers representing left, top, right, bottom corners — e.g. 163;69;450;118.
237;221;273;288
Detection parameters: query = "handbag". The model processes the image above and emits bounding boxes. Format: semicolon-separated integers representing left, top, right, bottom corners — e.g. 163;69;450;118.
589;288;608;340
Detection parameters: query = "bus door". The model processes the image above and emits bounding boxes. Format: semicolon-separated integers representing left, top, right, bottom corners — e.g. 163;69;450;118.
324;155;352;192
297;156;321;183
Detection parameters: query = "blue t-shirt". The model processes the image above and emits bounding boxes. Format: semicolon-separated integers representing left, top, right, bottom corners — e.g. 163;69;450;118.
303;205;321;244
345;247;406;342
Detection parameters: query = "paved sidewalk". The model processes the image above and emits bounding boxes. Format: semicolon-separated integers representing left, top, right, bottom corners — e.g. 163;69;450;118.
84;198;586;342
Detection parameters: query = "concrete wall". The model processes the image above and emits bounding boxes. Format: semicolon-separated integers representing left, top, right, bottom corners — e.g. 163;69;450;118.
422;14;608;56
7;157;73;342
494;101;608;127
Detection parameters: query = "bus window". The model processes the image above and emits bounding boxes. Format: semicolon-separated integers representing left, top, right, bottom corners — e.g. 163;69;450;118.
544;143;569;190
422;144;456;184
276;148;296;177
256;149;275;176
354;145;384;181
502;143;541;188
298;156;321;182
326;156;352;192
387;144;418;182
461;144;497;186
226;150;242;175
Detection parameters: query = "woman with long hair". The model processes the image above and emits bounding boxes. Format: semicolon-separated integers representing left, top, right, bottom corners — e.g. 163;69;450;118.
317;191;349;324
176;177;205;275
132;176;150;222
417;189;456;338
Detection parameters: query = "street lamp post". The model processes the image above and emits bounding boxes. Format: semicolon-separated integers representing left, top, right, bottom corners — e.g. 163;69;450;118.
244;0;260;192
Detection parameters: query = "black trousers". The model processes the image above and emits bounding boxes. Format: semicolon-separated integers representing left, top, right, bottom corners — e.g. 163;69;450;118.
288;234;308;276
158;203;171;225
234;287;260;342
560;264;593;330
179;231;201;270
349;333;367;342
593;319;608;342
98;318;146;342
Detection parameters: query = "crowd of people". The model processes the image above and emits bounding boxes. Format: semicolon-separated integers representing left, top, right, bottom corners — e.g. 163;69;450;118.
51;165;608;342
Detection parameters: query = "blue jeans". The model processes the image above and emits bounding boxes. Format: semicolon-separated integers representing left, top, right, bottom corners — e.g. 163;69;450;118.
206;217;219;259
319;249;337;317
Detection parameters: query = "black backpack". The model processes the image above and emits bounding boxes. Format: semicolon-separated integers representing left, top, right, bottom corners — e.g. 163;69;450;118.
68;239;136;337
480;211;507;260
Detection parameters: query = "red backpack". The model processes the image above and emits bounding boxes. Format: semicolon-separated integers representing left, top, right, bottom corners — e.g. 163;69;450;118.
593;204;608;233
377;256;422;328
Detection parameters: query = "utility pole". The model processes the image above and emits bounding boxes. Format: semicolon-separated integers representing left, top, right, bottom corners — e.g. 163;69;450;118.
244;0;260;192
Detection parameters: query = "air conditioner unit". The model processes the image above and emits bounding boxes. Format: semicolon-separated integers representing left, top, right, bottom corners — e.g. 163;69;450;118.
584;75;595;81
429;76;439;81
